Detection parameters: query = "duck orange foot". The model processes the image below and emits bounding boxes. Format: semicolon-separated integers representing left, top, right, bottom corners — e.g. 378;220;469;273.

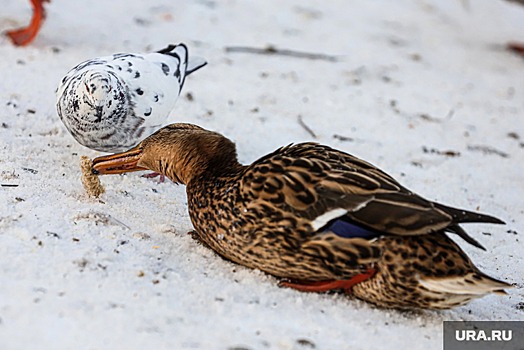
280;268;376;293
6;0;50;46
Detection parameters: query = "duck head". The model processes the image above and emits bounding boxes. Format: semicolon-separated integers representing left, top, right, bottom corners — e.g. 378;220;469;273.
92;123;241;185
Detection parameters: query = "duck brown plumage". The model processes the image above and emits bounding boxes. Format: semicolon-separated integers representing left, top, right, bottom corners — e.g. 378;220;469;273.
92;123;511;309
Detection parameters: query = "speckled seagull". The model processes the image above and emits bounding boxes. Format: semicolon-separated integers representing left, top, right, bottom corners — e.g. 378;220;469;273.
56;44;206;152
91;123;511;309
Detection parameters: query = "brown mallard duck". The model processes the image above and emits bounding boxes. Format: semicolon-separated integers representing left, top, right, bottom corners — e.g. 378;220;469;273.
91;123;511;309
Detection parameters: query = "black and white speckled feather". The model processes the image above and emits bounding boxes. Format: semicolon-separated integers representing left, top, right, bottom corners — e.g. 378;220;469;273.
56;43;206;152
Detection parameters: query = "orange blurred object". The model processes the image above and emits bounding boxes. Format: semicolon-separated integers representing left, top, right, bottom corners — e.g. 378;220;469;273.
6;0;50;46
508;42;524;57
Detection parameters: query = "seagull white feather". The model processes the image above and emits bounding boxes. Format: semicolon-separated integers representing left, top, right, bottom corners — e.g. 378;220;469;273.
56;43;206;152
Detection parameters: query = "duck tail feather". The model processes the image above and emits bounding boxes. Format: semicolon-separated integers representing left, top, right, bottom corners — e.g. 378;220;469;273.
419;273;512;295
447;225;486;250
435;203;505;225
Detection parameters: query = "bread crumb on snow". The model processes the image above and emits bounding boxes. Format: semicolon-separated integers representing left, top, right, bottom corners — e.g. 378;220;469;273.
80;156;105;198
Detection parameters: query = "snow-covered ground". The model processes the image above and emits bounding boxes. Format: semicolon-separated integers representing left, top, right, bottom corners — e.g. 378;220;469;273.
1;0;523;349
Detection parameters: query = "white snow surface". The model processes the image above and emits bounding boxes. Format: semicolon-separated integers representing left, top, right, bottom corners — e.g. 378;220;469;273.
1;0;523;349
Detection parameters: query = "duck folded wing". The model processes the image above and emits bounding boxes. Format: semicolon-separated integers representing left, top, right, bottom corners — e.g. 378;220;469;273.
241;142;492;249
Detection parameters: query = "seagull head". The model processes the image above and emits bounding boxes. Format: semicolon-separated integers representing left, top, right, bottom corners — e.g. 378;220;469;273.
79;70;127;123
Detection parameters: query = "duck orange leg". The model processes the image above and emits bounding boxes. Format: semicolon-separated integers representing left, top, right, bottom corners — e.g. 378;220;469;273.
6;0;50;46
280;268;376;293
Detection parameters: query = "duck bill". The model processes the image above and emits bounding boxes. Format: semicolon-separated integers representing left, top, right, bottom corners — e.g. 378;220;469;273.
92;147;147;175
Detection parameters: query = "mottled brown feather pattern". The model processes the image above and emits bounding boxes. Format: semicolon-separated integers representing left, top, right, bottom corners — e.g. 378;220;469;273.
93;123;511;309
241;143;455;235
353;234;507;309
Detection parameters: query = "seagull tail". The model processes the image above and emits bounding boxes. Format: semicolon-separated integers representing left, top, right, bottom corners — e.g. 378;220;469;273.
157;43;207;75
186;56;207;75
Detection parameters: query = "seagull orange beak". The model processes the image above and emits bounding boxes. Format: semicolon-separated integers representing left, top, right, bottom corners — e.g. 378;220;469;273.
92;147;147;175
